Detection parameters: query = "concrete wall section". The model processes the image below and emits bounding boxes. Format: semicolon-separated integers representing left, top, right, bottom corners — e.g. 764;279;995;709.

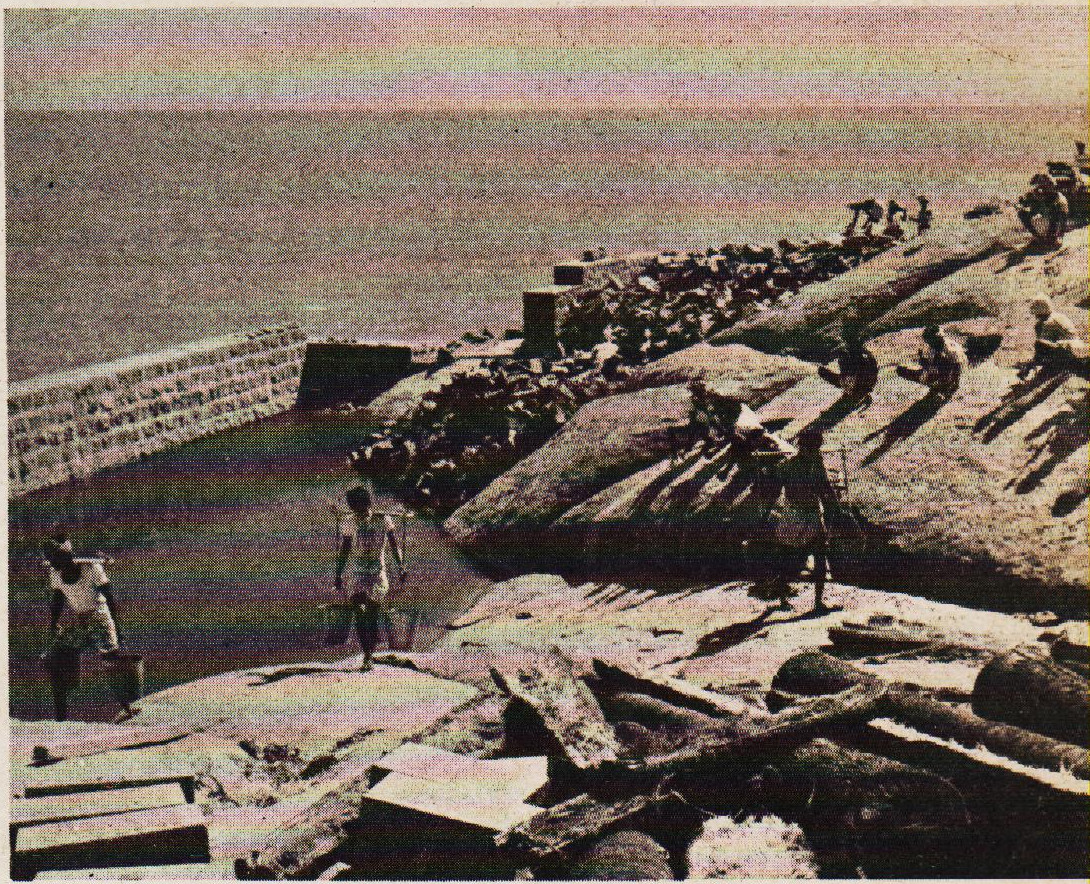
8;326;307;497
297;342;415;410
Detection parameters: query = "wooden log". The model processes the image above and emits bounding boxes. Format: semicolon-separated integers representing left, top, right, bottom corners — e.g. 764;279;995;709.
241;771;372;879
597;691;724;735
972;644;1089;746
827;619;983;656
491;652;622;770
590;658;756;718
774;650;1090;780
495;791;671;860
622;684;886;778
563;829;673;880
753;738;972;878
1051;637;1090;667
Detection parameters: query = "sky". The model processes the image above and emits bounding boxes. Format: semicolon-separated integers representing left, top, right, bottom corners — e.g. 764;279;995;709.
6;6;1089;111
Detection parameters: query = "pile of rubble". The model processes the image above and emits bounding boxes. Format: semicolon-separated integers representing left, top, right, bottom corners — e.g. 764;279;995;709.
359;234;899;516
360;352;619;515
235;592;1088;881
557;237;896;360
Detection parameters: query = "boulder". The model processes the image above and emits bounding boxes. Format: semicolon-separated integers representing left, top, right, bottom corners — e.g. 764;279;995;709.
685;815;819;879
445;384;693;561
867;227;1088;348
359;361;481;427
565;829;674;880
616;343;813;398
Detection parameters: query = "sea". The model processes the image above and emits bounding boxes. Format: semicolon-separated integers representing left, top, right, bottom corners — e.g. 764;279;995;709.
7;105;1086;382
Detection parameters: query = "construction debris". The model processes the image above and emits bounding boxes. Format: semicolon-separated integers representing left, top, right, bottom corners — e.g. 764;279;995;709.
492;653;622;771
14;804;210;877
772;649;1089;780
972;643;1089;746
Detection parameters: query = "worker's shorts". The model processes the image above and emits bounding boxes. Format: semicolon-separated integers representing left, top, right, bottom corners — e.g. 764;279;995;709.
352;568;389;607
51;597;120;655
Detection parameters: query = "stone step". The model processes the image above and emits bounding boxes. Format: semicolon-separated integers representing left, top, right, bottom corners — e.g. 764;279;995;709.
21;765;197;802
11;782;189;832
34;861;234;880
15;804;209;875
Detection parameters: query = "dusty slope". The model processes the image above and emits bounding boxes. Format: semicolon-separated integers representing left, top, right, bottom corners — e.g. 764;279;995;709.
709;208;1037;358
445;347;811;561
551;331;1086;608
447;221;1086;608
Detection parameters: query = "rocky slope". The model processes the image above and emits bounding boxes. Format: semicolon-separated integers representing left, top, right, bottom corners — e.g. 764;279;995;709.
446;222;1087;610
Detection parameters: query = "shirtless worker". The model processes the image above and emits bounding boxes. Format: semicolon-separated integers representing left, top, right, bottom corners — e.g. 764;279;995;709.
41;528;132;722
913;196;933;235
896;325;968;401
818;326;879;407
1019;296;1086;378
767;427;846;614
335;474;406;671
883;199;909;238
1018;174;1069;248
843;198;884;237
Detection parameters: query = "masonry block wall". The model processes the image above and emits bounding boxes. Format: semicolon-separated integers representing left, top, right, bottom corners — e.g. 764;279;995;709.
8;326;307;498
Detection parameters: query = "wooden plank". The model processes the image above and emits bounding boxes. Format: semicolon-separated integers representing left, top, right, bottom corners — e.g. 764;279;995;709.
15;804;209;873
591;658;756;718
364;772;541;833
491;651;621;770
496;792;669;859
11;783;188;830
34;861;233;880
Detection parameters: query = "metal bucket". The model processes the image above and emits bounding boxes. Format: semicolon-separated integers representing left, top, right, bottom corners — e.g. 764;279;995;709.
320;603;356;647
107;653;145;706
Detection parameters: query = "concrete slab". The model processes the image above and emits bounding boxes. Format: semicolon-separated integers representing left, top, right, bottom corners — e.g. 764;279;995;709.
35;861;233;880
363;771;540;833
15;804;209;874
21;763;196;802
375;743;548;803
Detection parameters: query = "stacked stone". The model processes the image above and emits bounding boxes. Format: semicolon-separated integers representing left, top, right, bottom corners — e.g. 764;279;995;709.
557;238;894;359
8;326;307;497
360;352;617;516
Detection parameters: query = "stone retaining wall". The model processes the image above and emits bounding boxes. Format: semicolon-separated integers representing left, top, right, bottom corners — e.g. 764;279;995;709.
8;326;307;498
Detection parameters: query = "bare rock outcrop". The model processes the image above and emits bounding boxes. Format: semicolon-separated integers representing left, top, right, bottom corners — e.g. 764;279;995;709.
710;208;1034;358
444;346;812;562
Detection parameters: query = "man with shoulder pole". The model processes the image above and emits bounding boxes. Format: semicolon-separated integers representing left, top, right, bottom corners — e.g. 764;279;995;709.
41;526;138;722
335;465;407;671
